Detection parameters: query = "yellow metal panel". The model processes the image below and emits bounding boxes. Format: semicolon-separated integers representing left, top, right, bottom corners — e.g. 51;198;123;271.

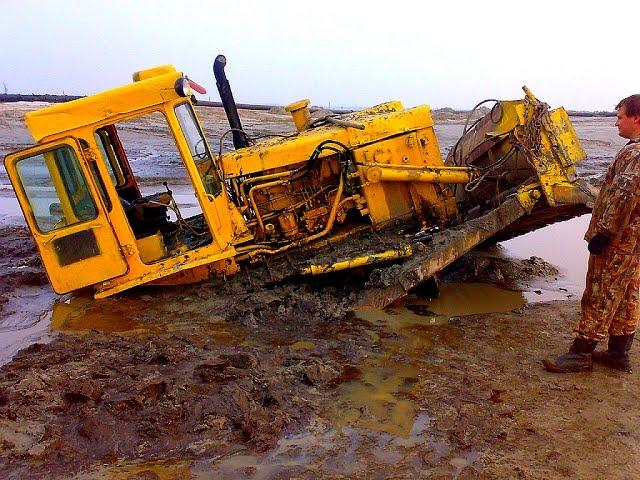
546;108;586;169
220;104;435;178
533;107;587;206
353;123;456;226
136;232;166;264
95;245;238;298
132;65;177;81
25;68;184;143
4;138;128;294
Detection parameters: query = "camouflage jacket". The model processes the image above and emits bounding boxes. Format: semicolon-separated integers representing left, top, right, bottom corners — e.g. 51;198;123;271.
585;136;640;254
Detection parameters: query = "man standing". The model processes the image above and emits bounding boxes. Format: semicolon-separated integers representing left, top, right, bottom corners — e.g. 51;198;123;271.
544;95;640;373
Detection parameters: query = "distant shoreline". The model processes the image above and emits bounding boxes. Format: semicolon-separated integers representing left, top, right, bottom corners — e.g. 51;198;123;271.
0;93;616;117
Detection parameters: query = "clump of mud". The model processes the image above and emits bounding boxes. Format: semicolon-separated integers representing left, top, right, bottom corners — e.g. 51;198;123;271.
439;249;559;289
206;282;353;331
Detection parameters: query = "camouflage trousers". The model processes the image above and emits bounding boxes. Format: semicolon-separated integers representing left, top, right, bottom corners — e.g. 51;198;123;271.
576;252;640;341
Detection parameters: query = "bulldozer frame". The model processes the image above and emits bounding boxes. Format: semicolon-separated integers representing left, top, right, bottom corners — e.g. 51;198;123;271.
3;58;595;305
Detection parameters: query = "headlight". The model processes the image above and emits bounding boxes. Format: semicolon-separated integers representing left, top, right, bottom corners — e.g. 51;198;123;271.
175;77;206;97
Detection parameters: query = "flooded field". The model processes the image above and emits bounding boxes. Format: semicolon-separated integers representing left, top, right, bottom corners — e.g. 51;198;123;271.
2;102;639;479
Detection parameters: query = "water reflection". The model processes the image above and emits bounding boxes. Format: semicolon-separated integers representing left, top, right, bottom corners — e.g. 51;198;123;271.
50;295;160;334
73;460;192;480
333;282;524;440
502;214;591;300
406;282;526;316
0;285;56;366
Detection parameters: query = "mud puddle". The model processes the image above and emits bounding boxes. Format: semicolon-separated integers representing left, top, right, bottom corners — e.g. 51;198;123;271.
0;221;54;365
0;291;170;367
501;214;591;301
50;295;166;334
198;414;473;480
403;283;525;318
72;461;193;480
336;285;520;440
0;285;56;366
116;287;486;479
233;293;489;478
0;191;23;227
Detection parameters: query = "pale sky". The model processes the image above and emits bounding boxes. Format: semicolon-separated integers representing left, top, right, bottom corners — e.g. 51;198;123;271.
1;0;637;111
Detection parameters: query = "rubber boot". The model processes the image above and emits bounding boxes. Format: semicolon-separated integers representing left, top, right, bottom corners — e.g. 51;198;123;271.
592;333;634;372
543;337;598;373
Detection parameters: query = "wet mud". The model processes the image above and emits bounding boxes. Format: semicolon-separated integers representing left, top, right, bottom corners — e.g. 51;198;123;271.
0;227;47;304
1;103;638;479
4;287;638;479
0;226;55;369
0;279;364;478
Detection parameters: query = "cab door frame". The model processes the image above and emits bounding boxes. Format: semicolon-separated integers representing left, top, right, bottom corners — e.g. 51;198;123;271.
4;137;129;294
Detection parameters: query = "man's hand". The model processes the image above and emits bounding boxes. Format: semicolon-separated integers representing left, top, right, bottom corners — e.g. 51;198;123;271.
588;233;611;255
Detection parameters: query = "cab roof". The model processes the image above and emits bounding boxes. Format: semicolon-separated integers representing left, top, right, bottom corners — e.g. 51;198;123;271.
25;65;184;143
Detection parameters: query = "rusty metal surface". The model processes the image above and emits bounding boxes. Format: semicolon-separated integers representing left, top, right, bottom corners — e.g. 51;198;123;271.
354;195;533;309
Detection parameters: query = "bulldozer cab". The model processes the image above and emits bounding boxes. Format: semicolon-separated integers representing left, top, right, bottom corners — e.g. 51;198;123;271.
4;138;129;293
4;66;240;296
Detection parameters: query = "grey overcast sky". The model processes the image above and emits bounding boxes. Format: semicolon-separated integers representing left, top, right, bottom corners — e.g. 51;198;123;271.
1;0;637;111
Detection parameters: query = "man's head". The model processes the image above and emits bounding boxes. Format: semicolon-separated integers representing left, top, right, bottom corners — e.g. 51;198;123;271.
615;95;640;139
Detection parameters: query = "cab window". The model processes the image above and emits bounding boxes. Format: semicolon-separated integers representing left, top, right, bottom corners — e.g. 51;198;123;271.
15;146;97;232
94;129;126;187
174;103;222;196
78;139;112;212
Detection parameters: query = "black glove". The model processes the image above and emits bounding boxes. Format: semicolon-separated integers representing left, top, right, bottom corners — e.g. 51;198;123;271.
587;233;611;255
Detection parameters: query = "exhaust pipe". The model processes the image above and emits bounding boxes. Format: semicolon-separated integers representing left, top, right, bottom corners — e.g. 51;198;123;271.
213;55;249;149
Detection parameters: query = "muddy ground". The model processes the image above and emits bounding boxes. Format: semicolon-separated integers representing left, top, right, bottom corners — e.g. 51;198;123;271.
0;101;637;479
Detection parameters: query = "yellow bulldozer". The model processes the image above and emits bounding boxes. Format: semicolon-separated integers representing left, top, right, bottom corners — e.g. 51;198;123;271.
3;55;595;307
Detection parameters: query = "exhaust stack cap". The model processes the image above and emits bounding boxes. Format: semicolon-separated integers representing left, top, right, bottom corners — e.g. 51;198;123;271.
285;99;311;132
